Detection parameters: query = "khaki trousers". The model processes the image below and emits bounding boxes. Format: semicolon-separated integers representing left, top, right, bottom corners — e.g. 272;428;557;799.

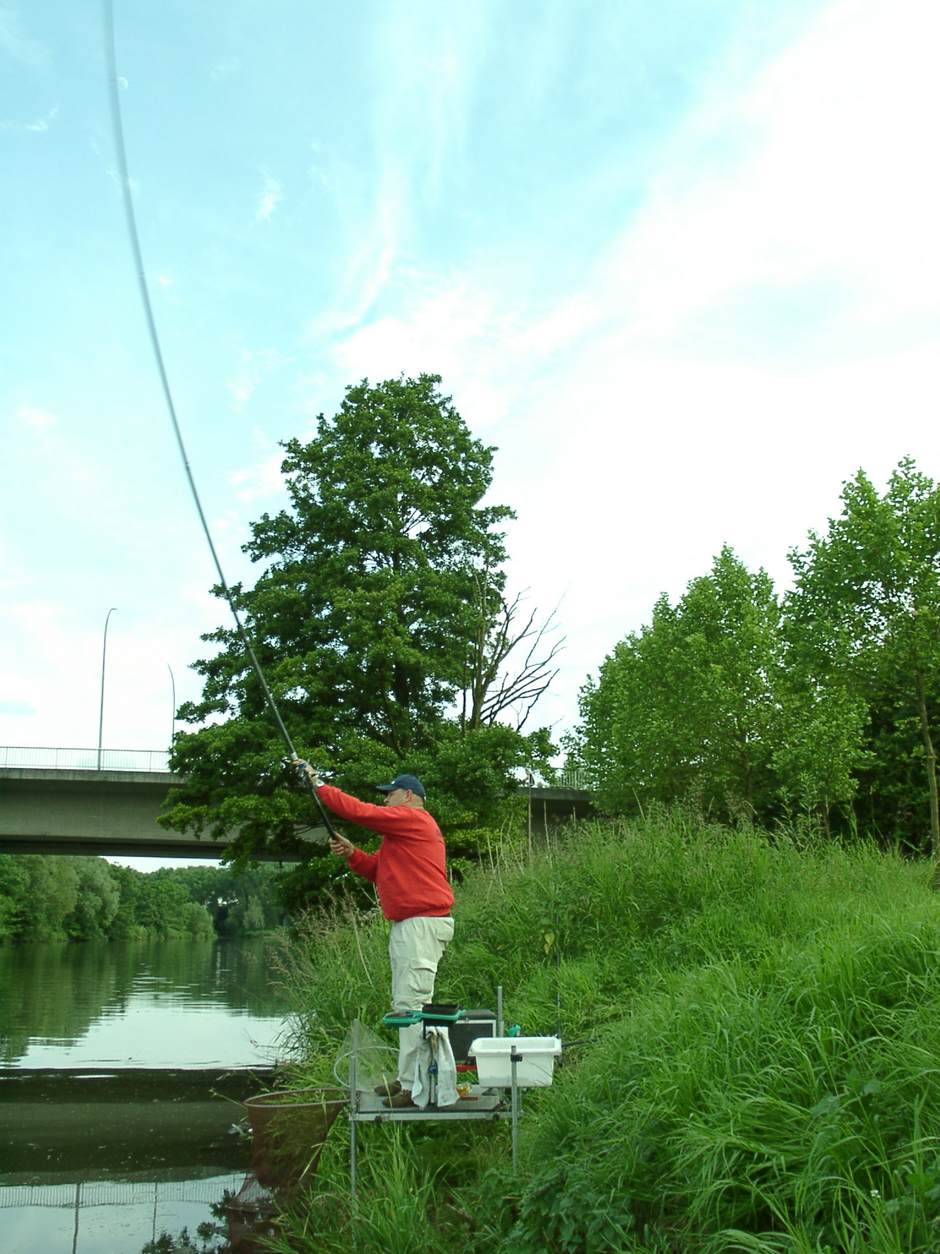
388;915;454;1088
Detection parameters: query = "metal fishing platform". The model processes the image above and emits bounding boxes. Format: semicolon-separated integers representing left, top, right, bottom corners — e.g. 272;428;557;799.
345;987;561;1195
351;1085;505;1122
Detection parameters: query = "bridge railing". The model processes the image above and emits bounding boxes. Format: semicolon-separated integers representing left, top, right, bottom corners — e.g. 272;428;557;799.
525;767;594;790
0;747;594;788
555;767;593;790
0;746;171;772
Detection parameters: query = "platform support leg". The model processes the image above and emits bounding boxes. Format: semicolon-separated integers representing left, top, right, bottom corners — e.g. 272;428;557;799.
510;1048;521;1174
349;1018;359;1200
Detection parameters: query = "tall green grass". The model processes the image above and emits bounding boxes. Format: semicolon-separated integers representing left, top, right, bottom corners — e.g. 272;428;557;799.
269;814;940;1252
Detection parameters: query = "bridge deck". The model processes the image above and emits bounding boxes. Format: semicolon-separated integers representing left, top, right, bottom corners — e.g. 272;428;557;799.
0;766;591;859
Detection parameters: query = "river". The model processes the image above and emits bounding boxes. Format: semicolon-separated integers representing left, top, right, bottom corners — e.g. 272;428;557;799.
0;937;291;1254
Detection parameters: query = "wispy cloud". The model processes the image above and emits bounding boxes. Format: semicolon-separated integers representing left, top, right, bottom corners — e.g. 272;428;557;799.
108;168;140;198
0;6;49;66
372;2;492;203
0;600;218;750
256;172;282;222
590;0;940;351
229;451;285;503
330;277;521;429
226;347;292;412
308;5;492;341
2;103;58;133
312;172;402;335
211;55;242;82
334;0;940;392
17;404;56;430
26;103;57;131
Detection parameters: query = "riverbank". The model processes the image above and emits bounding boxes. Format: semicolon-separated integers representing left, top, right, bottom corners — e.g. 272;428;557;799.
266;813;940;1252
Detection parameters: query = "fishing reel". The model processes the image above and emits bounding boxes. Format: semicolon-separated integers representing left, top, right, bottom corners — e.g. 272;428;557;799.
281;757;324;790
280;758;339;843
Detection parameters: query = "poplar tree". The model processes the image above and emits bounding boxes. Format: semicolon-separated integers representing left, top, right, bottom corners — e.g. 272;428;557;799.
580;547;781;820
787;458;940;874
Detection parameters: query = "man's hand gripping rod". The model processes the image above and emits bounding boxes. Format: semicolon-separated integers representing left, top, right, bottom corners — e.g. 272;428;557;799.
286;759;340;842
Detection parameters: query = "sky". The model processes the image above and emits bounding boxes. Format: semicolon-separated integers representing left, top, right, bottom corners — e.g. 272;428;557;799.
3;0;940;784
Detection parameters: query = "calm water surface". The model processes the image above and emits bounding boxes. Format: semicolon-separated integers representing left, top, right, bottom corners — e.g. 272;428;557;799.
0;937;292;1254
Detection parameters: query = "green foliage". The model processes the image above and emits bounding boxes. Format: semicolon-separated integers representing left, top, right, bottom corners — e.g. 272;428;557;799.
0;856;289;944
768;661;870;830
0;855;28;940
515;919;940;1251
158;862;288;935
63;858;121;939
164;374;555;875
577;459;940;856
141;1224;221;1253
16;857;79;940
787;457;940;857
260;1130;447;1254
579;547;783;821
269;814;940;1252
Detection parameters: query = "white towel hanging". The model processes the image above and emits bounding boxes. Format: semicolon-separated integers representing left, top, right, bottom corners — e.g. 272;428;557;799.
411;1024;459;1108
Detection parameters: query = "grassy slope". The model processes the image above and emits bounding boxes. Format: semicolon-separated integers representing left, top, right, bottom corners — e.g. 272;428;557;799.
268;814;940;1253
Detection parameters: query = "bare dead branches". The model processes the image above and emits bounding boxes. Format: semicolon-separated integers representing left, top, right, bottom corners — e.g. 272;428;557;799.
461;574;564;732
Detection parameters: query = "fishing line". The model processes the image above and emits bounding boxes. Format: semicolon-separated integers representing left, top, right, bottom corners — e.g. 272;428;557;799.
102;0;336;839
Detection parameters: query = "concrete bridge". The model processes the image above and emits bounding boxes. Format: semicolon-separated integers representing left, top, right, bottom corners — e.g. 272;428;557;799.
0;747;592;860
0;763;262;859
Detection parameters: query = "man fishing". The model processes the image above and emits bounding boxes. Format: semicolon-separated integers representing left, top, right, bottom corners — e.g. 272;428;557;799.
300;766;455;1109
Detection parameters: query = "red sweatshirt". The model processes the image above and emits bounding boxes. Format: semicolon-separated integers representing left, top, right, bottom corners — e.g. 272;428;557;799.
316;784;454;922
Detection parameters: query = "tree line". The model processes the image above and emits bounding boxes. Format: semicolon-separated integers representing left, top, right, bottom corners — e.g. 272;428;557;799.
0;856;287;944
573;457;940;868
155;374;939;899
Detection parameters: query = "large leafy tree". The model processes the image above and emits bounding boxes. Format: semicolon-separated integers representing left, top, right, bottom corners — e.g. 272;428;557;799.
63;859;121;940
164;375;554;864
786;458;940;870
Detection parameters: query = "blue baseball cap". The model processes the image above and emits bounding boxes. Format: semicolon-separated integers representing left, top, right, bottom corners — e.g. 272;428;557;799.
376;773;426;799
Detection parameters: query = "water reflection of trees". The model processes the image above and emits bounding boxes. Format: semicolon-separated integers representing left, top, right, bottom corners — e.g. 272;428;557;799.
124;938;286;1017
0;942;138;1063
140;1183;278;1254
0;938;285;1065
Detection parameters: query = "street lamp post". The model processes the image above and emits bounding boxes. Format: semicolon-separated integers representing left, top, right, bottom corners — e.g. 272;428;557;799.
97;607;117;770
167;663;176;757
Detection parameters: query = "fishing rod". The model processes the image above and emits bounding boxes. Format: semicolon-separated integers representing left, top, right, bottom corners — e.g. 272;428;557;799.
102;0;337;841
